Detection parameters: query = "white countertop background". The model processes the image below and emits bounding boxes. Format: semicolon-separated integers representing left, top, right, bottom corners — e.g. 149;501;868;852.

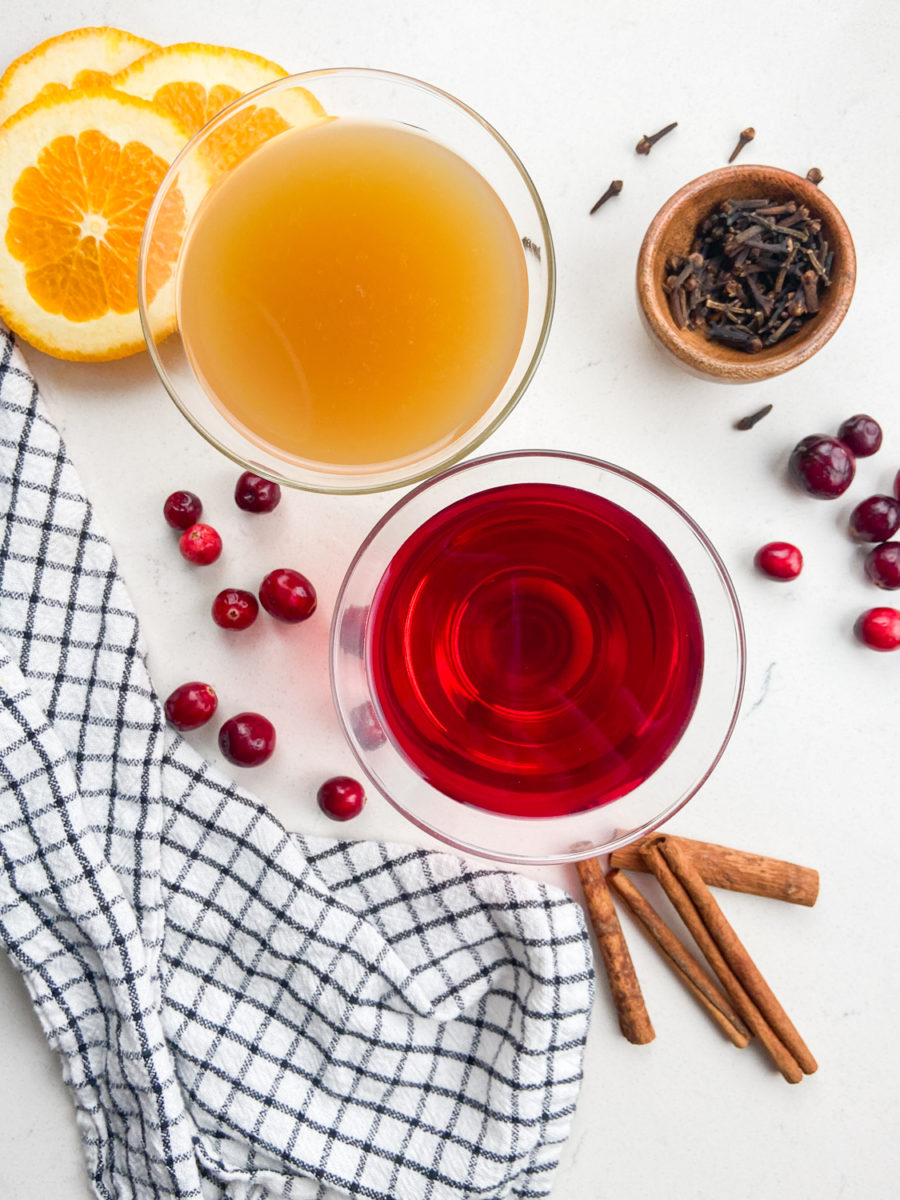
1;1;898;1197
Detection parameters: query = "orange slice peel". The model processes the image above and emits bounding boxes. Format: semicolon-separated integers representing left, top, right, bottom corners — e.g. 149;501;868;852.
0;27;157;126
111;42;290;136
112;43;327;173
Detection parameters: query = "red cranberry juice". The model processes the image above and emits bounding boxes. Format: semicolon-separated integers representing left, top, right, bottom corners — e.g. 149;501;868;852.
368;483;704;817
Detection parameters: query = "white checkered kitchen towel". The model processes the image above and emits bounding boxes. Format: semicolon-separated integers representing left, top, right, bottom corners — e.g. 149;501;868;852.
0;328;594;1200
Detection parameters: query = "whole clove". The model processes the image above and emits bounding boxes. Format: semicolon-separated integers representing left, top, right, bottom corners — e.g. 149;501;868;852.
664;196;833;352
735;403;774;430
589;179;623;215
636;121;677;155
728;126;755;163
806;167;824;186
708;325;763;353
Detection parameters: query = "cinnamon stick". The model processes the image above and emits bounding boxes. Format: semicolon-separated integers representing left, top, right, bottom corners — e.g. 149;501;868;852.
607;869;751;1049
576;857;655;1044
658;837;817;1077
640;838;803;1083
610;833;819;907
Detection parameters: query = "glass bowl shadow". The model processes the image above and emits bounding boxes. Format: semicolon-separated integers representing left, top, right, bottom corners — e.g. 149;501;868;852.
330;450;746;865
138;67;555;493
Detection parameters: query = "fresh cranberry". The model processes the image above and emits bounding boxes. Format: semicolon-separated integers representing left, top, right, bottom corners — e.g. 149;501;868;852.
218;712;276;766
259;568;317;623
754;541;803;580
212;588;259;630
235;471;282;513
895;469;900;501
788;435;856;499
164;681;218;731
163;489;203;530
317;775;366;821
837;414;883;458
865;542;900;590
179;523;223;565
854;606;900;651
848;495;900;543
350;701;387;751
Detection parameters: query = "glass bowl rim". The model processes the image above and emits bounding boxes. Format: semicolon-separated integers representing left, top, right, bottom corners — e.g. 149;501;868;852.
137;66;557;494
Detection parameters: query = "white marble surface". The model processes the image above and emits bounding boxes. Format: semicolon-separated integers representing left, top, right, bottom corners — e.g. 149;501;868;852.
1;1;899;1196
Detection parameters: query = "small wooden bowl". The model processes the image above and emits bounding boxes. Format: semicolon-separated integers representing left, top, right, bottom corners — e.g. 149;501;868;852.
636;165;856;383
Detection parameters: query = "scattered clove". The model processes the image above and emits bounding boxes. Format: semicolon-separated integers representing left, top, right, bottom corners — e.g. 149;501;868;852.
728;126;755;163
735;403;774;431
636;121;677;155
589;179;623;215
806;166;824;186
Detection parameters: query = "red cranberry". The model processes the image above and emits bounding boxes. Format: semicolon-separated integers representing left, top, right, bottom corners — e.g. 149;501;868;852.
164;681;218;731
179;523;223;565
212;588;259;630
259;568;317;623
865;542;900;590
218;712;276;766
837;414;882;458
848;495;900;543
235;471;282;513
317;775;366;821
895;469;900;501
754;541;803;580
788;435;856;499
854;606;900;651
164;489;203;530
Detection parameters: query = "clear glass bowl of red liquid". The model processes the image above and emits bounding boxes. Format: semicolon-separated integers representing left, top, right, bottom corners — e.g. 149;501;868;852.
330;451;746;864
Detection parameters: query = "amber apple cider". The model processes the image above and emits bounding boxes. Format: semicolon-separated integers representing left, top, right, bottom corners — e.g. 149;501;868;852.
176;118;529;471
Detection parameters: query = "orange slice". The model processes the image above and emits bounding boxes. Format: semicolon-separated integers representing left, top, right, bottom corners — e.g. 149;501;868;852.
0;88;201;361
112;42;289;135
112;43;327;172
0;27;157;126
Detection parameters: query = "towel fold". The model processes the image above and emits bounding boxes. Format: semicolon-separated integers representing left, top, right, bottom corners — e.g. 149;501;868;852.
0;328;594;1200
